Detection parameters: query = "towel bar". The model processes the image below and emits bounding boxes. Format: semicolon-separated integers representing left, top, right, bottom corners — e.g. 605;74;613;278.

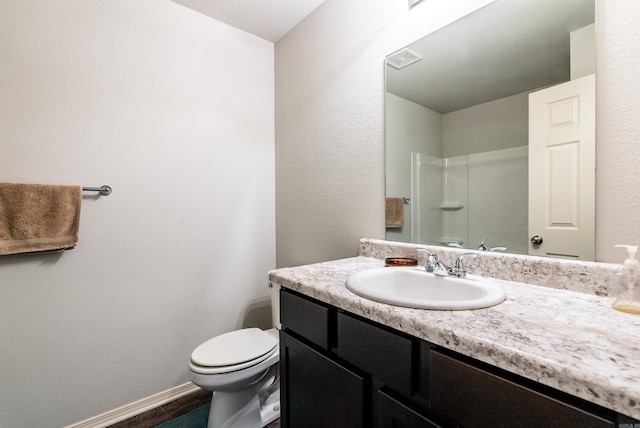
82;185;112;196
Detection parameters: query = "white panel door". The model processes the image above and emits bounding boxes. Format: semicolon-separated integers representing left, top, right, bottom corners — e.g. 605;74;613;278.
528;74;595;260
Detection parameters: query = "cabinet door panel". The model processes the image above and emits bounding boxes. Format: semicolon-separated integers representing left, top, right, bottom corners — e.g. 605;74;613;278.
430;350;614;428
336;311;414;396
280;331;366;428
280;289;330;349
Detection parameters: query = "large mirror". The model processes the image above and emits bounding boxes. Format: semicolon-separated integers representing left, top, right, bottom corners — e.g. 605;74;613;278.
385;0;595;260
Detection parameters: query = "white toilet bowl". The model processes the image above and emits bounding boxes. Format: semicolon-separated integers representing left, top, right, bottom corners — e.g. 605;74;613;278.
189;284;281;428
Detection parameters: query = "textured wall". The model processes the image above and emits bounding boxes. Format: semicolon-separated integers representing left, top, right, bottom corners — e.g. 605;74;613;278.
276;0;640;266
595;0;640;262
0;1;274;426
443;92;528;157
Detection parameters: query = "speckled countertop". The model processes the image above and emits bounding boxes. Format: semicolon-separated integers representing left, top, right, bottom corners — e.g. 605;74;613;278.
269;239;640;420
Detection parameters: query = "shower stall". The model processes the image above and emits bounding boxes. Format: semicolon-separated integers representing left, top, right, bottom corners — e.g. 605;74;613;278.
411;146;528;253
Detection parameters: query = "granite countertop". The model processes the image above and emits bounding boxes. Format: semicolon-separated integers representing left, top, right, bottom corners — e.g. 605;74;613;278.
269;256;640;420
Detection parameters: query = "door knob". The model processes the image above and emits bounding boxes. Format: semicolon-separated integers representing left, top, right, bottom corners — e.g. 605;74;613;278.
530;235;543;245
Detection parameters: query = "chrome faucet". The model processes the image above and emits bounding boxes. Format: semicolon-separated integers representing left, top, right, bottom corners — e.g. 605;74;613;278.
477;236;507;252
450;252;478;278
478;244;508;252
450;242;506;252
417;247;450;276
416;247;478;278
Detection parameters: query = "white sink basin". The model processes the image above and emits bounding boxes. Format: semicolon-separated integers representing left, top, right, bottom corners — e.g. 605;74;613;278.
345;267;506;310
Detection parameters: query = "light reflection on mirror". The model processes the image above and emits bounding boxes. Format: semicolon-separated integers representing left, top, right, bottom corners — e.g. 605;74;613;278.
385;0;595;260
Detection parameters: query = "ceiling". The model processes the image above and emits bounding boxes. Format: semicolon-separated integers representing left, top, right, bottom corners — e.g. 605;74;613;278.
171;0;325;42
386;0;595;113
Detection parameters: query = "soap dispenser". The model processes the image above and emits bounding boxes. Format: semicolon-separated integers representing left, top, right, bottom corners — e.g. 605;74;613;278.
612;244;640;314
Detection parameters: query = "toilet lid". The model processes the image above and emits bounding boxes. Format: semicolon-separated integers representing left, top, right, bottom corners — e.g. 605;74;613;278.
191;328;278;367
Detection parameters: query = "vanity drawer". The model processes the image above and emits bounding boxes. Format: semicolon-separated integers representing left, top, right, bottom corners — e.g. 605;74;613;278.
280;289;330;349
429;350;615;428
335;311;414;396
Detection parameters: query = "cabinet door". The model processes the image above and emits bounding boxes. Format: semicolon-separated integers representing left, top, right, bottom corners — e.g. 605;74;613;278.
377;388;441;428
335;311;415;396
430;350;614;428
280;331;366;428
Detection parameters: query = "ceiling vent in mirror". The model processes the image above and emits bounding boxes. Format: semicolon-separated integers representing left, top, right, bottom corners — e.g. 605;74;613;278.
386;48;422;70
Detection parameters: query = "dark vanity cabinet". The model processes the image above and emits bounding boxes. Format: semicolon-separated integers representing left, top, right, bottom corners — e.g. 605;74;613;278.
279;288;631;428
280;332;366;427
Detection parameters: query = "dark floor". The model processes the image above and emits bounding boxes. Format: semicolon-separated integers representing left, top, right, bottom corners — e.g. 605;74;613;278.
107;388;280;428
266;417;281;428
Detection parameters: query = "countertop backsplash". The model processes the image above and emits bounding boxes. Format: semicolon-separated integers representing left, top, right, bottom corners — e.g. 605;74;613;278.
359;238;624;297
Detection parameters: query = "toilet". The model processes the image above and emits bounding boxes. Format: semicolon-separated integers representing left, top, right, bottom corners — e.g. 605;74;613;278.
189;283;281;428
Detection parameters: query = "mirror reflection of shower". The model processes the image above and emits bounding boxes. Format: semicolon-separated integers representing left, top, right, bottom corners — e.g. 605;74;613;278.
407;147;528;253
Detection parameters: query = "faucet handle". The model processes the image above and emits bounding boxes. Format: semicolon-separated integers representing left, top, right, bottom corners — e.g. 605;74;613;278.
451;253;478;278
416;246;439;262
416;247;440;273
416;246;435;257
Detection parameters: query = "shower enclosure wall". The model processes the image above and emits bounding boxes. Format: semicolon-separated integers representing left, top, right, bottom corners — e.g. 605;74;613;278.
385;91;529;254
411;147;528;253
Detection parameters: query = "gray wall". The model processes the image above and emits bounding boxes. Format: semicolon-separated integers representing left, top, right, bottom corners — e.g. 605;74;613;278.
0;1;275;426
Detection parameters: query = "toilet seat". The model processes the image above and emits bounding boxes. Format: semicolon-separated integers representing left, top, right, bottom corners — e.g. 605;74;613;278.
190;328;278;375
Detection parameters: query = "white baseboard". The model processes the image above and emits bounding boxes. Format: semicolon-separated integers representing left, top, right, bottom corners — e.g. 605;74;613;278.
65;382;202;428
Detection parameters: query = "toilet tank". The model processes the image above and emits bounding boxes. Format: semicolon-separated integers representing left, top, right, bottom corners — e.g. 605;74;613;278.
269;281;281;330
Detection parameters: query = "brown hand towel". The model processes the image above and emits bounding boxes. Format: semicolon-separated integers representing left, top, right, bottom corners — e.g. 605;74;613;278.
0;183;82;255
385;197;404;228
